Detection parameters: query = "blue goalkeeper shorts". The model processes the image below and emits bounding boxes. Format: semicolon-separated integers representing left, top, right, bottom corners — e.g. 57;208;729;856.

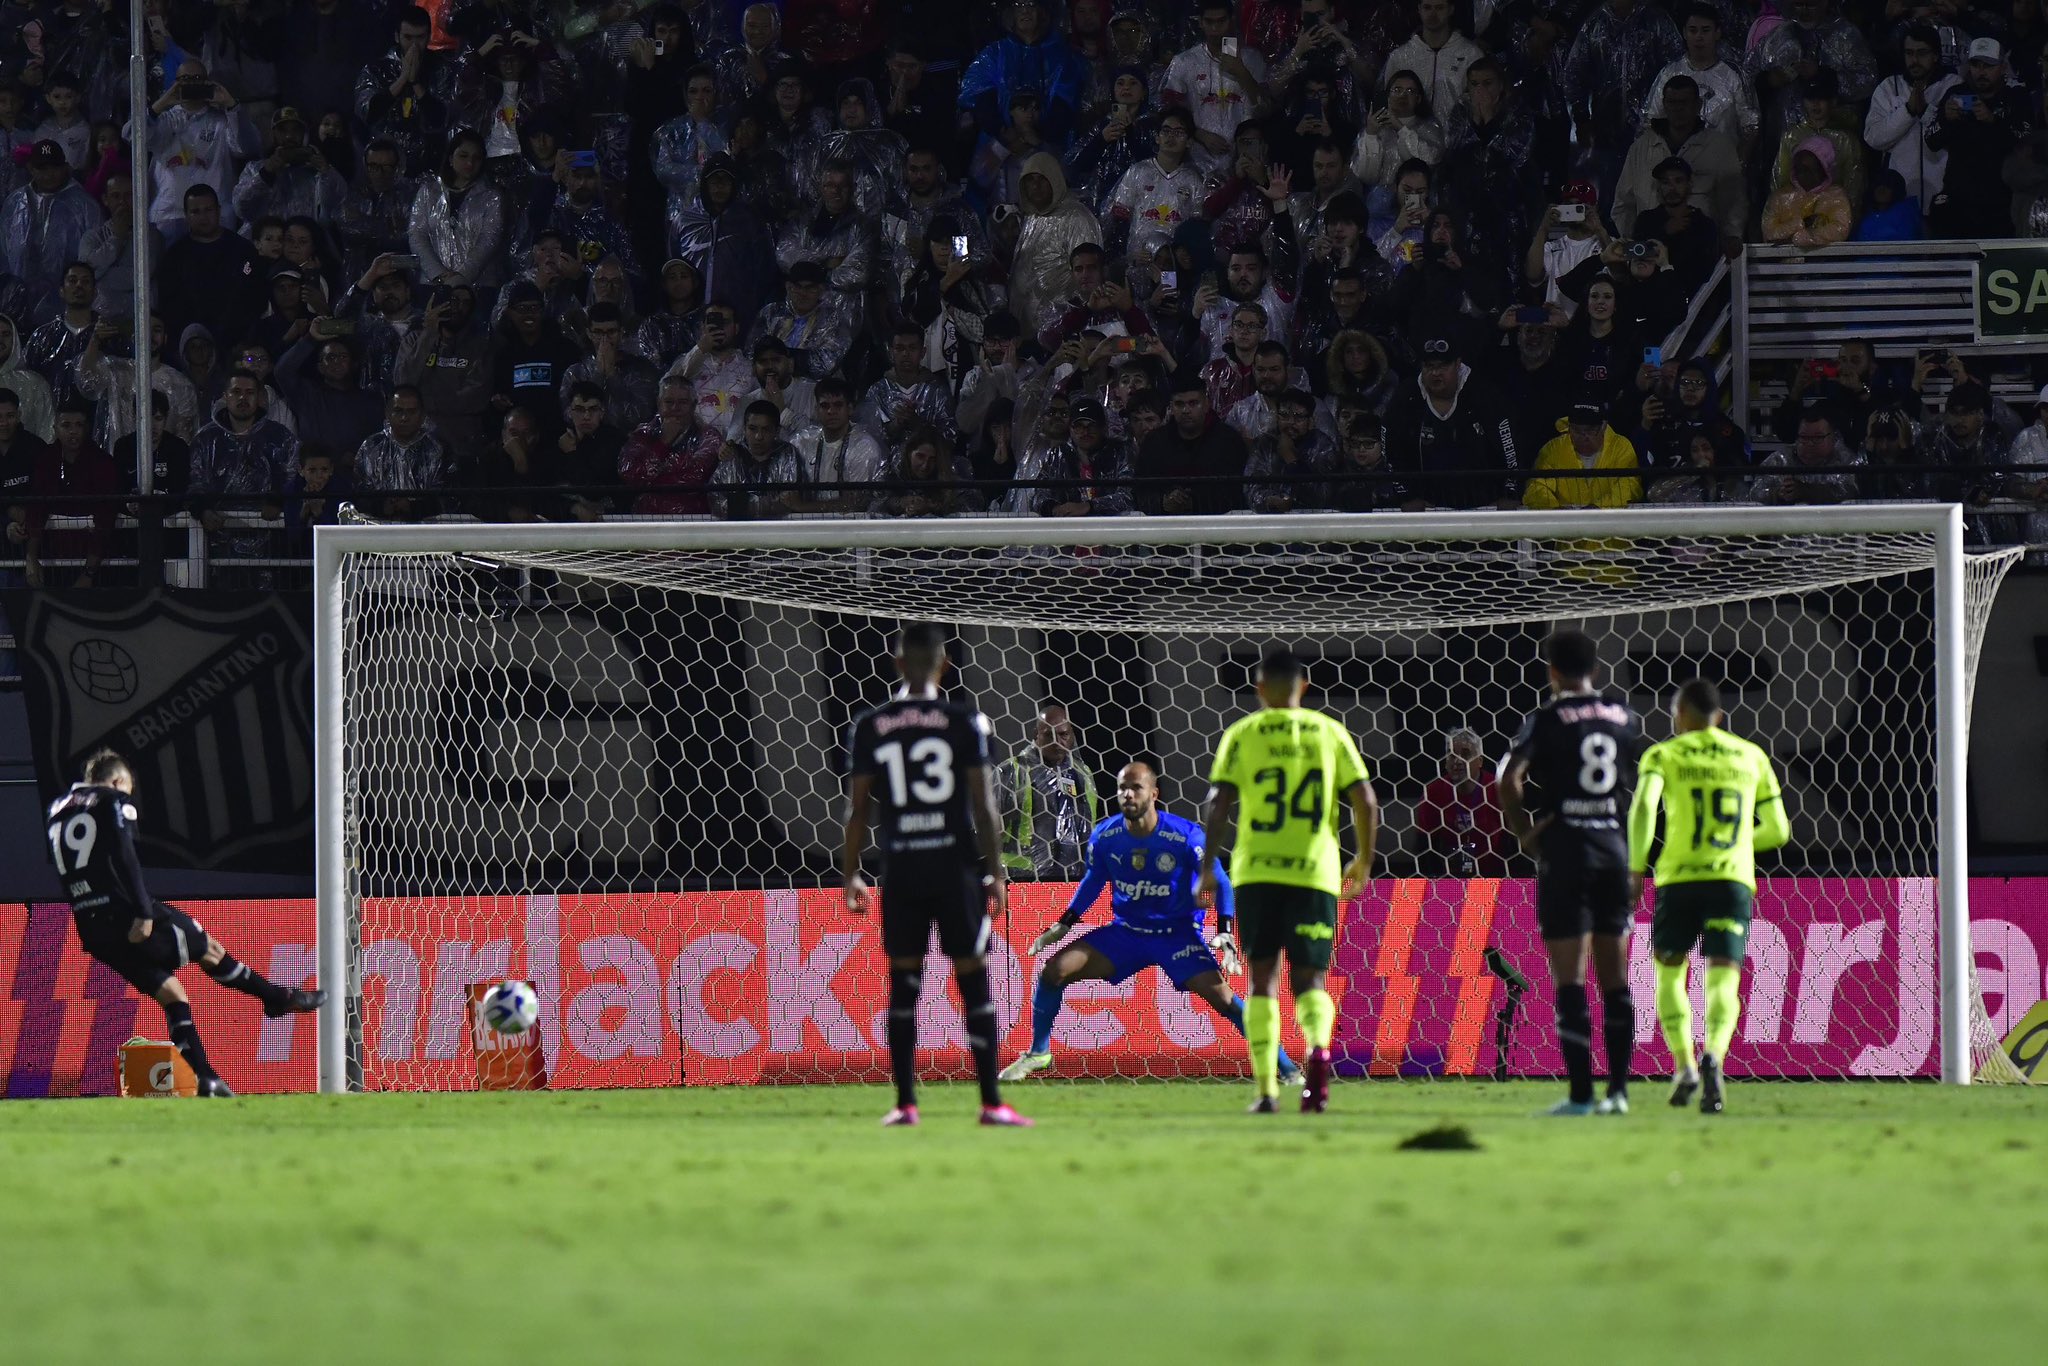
1081;922;1220;990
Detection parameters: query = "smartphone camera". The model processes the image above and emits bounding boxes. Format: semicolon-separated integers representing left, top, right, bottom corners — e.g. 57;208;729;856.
1643;346;1663;367
952;234;970;258
1555;203;1586;224
1515;306;1548;326
654;39;666;55
1160;270;1178;290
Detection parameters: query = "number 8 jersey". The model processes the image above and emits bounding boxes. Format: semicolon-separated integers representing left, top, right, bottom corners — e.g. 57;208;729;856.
1208;707;1369;894
845;693;994;863
1505;692;1643;871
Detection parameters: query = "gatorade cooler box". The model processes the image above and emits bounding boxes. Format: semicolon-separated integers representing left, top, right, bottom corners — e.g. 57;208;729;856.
119;1038;198;1097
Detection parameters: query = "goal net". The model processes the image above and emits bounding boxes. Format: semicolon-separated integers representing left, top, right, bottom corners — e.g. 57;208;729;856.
315;507;2027;1092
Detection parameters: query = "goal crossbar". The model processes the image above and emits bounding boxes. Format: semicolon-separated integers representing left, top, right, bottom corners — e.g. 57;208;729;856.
312;504;1983;1092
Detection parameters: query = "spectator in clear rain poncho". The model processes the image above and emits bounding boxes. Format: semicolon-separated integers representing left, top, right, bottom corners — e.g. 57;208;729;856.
1747;0;1877;145
713;3;794;115
1564;0;1684;191
1066;65;1160;218
1009;152;1102;331
73;314;201;453
806;78;908;220
860;323;959;458
408;128;508;289
1;141;104;327
775;163;880;331
354;7;457;178
653;66;730;236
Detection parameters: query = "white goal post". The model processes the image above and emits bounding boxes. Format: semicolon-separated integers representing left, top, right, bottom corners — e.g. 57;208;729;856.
313;504;2018;1093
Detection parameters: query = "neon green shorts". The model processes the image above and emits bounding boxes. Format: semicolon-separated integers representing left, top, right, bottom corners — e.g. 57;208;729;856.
1651;882;1755;961
1235;883;1340;971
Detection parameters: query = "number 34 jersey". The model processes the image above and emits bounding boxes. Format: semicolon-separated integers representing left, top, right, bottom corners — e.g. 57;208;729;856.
1506;693;1643;872
845;694;994;864
1209;707;1369;895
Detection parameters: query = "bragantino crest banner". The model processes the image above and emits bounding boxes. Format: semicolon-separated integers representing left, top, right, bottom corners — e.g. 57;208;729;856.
2;589;314;874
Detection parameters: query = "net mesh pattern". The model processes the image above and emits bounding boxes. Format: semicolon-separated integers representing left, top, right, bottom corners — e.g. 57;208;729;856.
330;522;2026;1090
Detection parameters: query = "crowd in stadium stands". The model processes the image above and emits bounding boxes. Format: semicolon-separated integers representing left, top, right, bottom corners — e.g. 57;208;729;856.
0;0;2046;584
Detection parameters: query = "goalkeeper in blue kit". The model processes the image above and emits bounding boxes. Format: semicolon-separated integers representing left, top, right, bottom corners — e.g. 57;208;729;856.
1001;762;1298;1084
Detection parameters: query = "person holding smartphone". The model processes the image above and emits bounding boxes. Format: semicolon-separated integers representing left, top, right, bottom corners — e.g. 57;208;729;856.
1163;0;1273;172
231;108;348;226
141;61;257;238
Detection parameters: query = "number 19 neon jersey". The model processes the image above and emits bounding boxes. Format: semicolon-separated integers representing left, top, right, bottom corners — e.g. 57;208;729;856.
1630;727;1786;891
1208;707;1369;894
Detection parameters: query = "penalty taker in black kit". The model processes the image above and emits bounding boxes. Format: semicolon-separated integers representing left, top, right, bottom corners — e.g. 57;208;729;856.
841;623;1032;1128
44;750;325;1097
1499;631;1645;1117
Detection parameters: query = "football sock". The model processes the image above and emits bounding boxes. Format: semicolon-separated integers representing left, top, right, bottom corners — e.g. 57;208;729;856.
1294;987;1335;1051
162;1000;216;1080
1656;959;1695;1073
1028;976;1066;1055
1602;986;1636;1095
954;965;1004;1108
1215;995;1296;1074
1244;994;1281;1098
204;953;291;1011
886;968;921;1109
1554;982;1594;1104
1705;964;1742;1062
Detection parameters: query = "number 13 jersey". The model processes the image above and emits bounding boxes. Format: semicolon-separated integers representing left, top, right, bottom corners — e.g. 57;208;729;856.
845;693;994;865
1506;692;1643;872
1208;707;1369;894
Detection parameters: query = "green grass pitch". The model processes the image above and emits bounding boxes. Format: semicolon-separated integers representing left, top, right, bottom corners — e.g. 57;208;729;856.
3;1081;2045;1365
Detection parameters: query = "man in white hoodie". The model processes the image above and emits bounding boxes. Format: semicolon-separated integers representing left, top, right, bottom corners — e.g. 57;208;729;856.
1864;24;1958;215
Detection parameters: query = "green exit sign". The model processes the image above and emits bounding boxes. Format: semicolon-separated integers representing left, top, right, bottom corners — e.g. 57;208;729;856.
1978;244;2048;339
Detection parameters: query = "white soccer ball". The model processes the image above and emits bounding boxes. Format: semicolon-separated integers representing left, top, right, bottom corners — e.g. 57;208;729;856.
481;980;540;1035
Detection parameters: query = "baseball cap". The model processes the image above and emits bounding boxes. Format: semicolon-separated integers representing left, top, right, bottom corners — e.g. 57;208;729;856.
1652;155;1693;180
272;105;306;129
1420;334;1459;362
786;260;828;285
268;265;304;282
2034;382;2048;407
1070;398;1108;427
751;336;789;358
1562;179;1598;207
1968;36;2003;62
1798;67;1839;99
502;279;545;308
1568;398;1608;426
984;312;1022;341
28;139;66;167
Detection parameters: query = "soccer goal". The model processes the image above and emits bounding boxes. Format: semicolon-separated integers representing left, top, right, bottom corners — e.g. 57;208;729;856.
312;505;2026;1093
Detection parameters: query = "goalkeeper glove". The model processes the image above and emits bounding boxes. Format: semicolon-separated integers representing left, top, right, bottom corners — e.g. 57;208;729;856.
1208;929;1242;976
1029;919;1078;955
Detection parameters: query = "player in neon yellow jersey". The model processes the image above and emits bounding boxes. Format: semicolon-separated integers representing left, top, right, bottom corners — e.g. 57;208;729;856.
1199;647;1379;1114
1628;679;1791;1114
